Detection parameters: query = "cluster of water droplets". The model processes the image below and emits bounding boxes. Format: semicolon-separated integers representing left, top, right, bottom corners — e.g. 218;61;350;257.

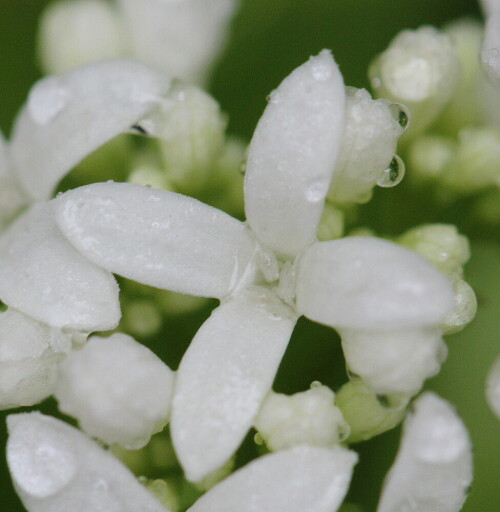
376;103;409;189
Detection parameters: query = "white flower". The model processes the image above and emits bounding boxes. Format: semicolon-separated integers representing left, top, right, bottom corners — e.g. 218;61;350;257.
38;0;239;84
6;393;471;512
0;58;179;408
53;50;454;482
6;412;357;512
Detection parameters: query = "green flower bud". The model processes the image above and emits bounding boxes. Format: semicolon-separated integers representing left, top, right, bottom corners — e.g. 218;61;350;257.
335;379;409;443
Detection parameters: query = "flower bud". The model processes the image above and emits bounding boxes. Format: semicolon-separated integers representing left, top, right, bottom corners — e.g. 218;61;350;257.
38;0;123;74
369;26;460;135
254;384;349;451
54;333;175;448
328;87;405;204
335;379;409;443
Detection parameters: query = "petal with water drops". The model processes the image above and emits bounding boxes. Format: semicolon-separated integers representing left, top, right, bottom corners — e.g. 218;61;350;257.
188;445;357;512
377;392;472;512
10;59;171;200
7;412;169;512
171;287;298;482
54;182;257;299
295;237;454;330
244;50;345;259
0;203;120;331
117;0;238;84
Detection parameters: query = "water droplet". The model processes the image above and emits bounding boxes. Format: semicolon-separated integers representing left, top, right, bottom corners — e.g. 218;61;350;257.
310;380;322;388
311;62;332;81
305;179;328;202
376;155;405;188
28;77;70;125
389;103;410;131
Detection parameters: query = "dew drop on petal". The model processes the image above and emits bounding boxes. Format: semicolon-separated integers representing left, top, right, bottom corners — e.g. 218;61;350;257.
28;77;71;125
377;155;406;188
389;103;411;131
305;178;329;202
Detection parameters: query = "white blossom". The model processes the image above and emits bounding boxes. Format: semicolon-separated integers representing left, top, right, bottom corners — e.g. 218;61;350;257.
38;0;239;84
54;51;454;481
0;58;185;409
7;412;357;512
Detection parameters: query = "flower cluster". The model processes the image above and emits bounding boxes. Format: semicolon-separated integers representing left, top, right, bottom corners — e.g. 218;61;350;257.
1;1;497;511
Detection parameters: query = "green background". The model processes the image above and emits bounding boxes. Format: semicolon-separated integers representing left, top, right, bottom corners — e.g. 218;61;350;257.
1;1;498;511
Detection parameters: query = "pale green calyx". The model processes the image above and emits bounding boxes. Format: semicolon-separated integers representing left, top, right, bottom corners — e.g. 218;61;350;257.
335;379;409;443
369;26;460;135
398;224;470;277
254;384;350;451
327;87;406;204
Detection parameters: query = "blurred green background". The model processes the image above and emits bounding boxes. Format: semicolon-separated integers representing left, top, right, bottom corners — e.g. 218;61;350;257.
1;1;498;511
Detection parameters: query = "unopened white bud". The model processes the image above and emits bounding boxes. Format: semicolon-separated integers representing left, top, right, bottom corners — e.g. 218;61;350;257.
442;126;500;192
335;379;409;443
38;0;124;74
486;354;500;419
438;19;486;132
407;134;456;182
54;333;175;448
140;83;226;193
339;327;447;396
328;87;405;204
0;309;71;409
370;26;460;135
254;385;349;451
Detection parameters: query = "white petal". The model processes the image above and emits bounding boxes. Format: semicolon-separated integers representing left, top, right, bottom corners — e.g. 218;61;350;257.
0;203;120;330
54;182;257;299
339;327;447;395
117;0;238;84
244;50;345;259
171;287;297;482
0;132;29;229
377;392;472;512
295;237;454;330
0;309;71;410
480;0;500;83
188;445;357;512
10;59;171;200
55;332;175;448
486;354;500;419
7;413;169;511
38;0;124;74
